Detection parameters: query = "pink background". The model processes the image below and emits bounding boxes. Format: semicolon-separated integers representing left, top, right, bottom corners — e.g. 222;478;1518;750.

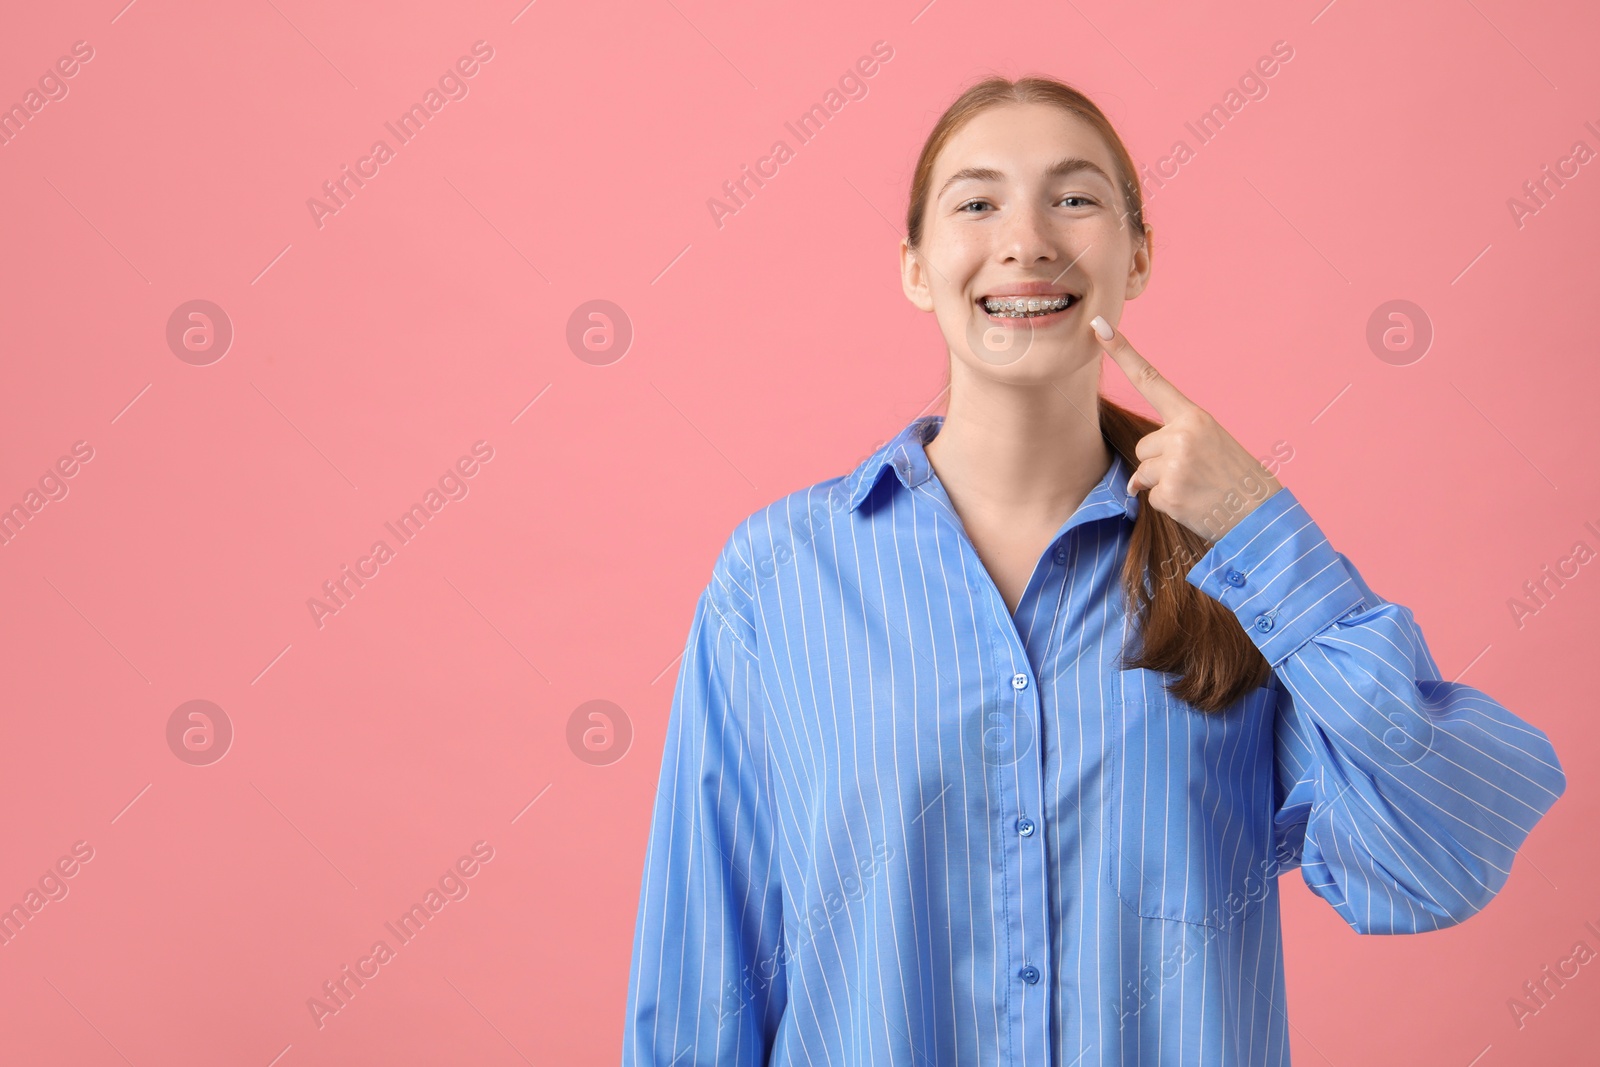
1;0;1596;1063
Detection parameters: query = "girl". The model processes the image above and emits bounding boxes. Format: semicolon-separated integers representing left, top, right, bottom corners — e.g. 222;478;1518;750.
622;75;1566;1066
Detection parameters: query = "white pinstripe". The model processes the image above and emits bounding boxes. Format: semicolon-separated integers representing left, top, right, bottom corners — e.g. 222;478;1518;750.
623;415;1567;1065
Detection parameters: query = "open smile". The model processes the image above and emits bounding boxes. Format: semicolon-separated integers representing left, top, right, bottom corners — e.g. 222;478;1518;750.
976;290;1081;324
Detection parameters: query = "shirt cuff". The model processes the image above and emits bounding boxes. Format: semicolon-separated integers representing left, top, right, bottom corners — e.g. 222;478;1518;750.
1184;487;1366;667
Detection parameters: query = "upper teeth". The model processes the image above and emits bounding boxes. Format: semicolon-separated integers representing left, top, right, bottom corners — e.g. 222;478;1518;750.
983;294;1073;315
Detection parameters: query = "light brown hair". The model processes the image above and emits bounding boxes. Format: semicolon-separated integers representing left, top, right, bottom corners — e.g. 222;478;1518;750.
905;75;1270;712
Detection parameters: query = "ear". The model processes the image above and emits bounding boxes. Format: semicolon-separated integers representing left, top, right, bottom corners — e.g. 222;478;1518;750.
1124;223;1153;300
900;239;936;312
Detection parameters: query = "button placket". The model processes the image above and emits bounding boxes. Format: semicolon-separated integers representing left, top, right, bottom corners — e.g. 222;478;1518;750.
1003;656;1049;1013
915;468;1053;1049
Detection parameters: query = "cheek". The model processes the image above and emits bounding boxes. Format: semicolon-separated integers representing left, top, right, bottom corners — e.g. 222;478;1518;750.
922;251;985;312
1076;228;1136;282
934;237;987;288
922;218;987;262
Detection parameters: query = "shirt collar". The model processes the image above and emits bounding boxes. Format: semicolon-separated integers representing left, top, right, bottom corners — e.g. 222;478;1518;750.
840;414;1141;524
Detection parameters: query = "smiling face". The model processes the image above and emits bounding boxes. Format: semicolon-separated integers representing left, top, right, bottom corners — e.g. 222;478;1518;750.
900;101;1152;381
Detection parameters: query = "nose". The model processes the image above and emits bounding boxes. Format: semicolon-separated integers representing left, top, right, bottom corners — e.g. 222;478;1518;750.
997;200;1057;266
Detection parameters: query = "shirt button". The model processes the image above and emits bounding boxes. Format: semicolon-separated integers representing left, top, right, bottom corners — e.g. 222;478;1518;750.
1017;817;1036;837
1051;545;1069;565
1011;673;1029;690
1019;965;1040;984
1253;614;1274;633
1226;568;1247;587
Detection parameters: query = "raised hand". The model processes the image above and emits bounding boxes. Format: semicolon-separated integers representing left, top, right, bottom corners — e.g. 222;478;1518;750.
1091;314;1282;543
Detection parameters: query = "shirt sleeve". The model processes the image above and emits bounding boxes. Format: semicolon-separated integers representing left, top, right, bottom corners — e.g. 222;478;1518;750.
1185;487;1567;934
622;583;787;1065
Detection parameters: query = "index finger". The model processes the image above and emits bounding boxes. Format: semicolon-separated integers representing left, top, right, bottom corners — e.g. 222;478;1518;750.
1091;315;1195;422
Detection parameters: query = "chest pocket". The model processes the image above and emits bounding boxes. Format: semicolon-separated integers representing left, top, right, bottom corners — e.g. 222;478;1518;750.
1106;668;1276;931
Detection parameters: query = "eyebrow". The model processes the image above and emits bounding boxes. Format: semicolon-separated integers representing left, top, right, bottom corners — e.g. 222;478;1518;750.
937;156;1114;199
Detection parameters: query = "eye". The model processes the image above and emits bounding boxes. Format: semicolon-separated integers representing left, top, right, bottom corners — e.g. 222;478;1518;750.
956;199;994;214
1059;195;1096;208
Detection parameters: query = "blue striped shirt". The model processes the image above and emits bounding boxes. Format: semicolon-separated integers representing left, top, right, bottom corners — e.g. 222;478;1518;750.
623;413;1566;1066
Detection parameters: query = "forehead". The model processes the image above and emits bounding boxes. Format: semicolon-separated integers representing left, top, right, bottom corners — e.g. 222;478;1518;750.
932;102;1117;188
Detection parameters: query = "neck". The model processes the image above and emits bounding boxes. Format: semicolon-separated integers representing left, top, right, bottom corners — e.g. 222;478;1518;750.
923;356;1113;524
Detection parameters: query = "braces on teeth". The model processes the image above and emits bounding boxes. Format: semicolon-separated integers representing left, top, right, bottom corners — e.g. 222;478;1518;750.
982;295;1074;317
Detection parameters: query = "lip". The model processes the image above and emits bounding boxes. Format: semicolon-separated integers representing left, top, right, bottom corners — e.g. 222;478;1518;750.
978;280;1078;299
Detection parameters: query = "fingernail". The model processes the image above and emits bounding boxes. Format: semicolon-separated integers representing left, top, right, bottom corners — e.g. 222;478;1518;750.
1090;315;1113;341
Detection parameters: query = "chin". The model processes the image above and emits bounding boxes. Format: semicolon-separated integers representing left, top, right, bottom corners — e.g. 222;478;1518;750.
953;334;1098;381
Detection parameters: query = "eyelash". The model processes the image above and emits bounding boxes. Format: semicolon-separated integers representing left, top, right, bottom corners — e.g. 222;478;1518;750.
958;195;1096;213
